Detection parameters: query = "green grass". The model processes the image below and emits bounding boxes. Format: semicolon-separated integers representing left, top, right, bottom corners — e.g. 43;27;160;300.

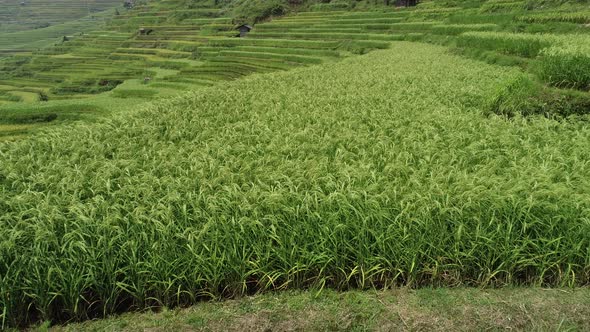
456;31;557;57
455;32;590;89
2;42;590;328
42;288;590;332
539;44;590;90
487;74;590;117
0;92;150;138
430;23;498;35
111;89;158;99
517;10;590;24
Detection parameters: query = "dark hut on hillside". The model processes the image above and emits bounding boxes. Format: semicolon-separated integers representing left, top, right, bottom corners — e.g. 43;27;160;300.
138;28;153;35
236;24;252;38
124;0;134;9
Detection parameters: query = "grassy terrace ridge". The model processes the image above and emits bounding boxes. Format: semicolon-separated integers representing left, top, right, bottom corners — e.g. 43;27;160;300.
2;41;590;328
40;288;590;331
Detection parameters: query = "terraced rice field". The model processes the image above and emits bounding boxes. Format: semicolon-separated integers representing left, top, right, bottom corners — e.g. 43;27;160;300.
3;40;589;328
0;0;121;33
0;2;514;116
2;0;589;117
1;0;590;328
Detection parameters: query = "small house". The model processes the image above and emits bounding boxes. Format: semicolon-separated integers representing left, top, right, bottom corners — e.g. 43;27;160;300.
236;24;252;38
138;28;153;35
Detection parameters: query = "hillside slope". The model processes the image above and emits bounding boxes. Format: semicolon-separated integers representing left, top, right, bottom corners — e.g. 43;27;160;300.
2;0;590;140
2;42;589;328
0;0;121;33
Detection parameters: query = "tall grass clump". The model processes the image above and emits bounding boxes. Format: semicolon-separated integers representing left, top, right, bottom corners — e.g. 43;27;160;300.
539;43;590;90
456;31;556;57
1;42;590;328
487;74;590;117
431;23;498;35
517;11;590;23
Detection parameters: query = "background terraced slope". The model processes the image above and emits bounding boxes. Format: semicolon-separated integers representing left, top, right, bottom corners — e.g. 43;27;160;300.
0;0;122;55
0;0;121;33
1;0;590;140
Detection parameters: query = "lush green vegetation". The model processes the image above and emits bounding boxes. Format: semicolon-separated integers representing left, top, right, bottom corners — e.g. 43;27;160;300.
540;43;590;90
1;0;590;329
0;2;121;52
2;42;590;328
2;0;590;139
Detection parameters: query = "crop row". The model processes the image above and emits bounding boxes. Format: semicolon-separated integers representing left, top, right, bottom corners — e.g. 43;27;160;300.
2;42;590;328
516;11;590;23
456;32;590;88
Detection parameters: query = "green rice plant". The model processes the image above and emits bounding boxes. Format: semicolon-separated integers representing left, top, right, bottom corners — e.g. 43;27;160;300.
517;11;590;23
278;27;366;34
111;89;158;99
325;18;413;25
539;43;590;90
0;92;22;103
446;12;516;25
206;38;343;50
310;2;352;11
1;42;590;328
488;74;590;117
456;32;557;57
217;50;324;64
208;57;303;71
431;23;498;35
248;31;403;41
331;12;410;19
479;1;525;13
0;103;100;125
230;46;340;57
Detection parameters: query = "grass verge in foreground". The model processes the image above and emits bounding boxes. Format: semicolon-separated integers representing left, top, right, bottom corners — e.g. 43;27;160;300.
46;288;590;331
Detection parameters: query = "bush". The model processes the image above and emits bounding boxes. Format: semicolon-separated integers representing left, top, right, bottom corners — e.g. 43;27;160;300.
231;0;289;24
517;11;590;24
52;80;123;95
431;24;498;35
539;44;590;90
456;32;555;57
38;92;49;102
0;110;58;124
488;74;590;118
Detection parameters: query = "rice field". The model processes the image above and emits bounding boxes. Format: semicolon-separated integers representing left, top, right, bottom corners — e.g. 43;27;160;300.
2;41;590;328
1;0;590;329
2;0;589;140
